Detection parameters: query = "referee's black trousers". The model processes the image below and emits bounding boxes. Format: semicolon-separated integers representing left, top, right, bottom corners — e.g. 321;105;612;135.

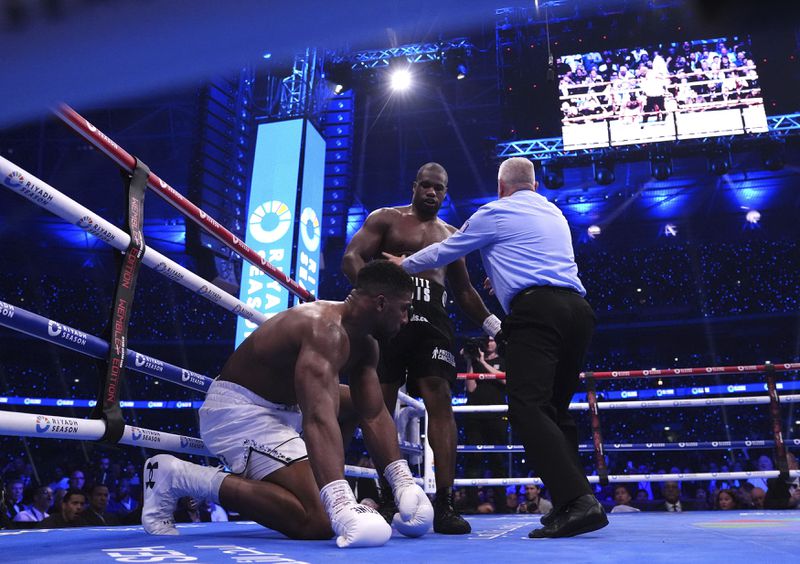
503;286;596;508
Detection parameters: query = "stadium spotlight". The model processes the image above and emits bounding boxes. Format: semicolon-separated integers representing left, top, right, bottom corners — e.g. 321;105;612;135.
325;61;353;95
542;160;564;190
593;157;615;186
445;48;469;80
387;57;413;92
707;143;731;176
650;152;672;181
587;224;602;239
745;209;761;224
664;223;678;237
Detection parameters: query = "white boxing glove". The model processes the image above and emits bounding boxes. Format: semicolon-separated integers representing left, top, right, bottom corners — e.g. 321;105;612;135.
320;480;392;548
384;459;433;537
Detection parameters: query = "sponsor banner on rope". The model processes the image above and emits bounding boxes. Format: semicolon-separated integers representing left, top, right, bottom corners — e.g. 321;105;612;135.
75;214;116;243
180;435;206;451
129;427;162;443
2;166;55;208
235;120;303;347
34;415;79;435
46;320;89;348
0;300;15;319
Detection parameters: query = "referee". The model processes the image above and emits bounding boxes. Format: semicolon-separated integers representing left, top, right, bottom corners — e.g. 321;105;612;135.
384;157;607;538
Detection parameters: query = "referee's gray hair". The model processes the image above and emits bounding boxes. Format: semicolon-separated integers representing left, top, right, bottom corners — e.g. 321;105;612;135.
498;157;535;188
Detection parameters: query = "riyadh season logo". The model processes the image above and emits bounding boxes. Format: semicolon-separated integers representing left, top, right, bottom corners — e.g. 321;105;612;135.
35;416;50;433
181;369;206;387
48;321;63;337
299;207;321;252
4;170;25;188
249;200;292;244
180;436;205;450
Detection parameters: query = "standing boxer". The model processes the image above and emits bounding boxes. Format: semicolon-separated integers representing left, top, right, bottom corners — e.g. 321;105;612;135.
342;162;502;534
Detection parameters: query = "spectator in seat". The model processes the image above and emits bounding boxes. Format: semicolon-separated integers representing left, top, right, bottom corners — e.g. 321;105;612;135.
39;489;87;528
13;486;53;524
610;485;640;513
714;489;739;510
83;484;120;526
517;484;553;516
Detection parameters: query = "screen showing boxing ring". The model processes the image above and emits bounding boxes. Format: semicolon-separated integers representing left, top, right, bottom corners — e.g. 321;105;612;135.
235;119;325;347
558;36;769;150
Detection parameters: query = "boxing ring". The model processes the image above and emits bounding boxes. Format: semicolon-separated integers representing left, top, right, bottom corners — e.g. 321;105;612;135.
1;105;799;561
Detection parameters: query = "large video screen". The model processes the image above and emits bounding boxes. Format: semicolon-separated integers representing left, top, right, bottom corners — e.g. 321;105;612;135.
558;36;768;150
235;120;303;348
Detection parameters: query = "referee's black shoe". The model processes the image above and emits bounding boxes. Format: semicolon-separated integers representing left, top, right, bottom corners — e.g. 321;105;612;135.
539;506;558;527
433;487;471;534
529;494;607;538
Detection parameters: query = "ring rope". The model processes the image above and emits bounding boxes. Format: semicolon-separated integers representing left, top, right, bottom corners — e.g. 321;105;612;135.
454;470;800;488
0;299;212;393
0;156;266;325
396;391;426;415
0;409;211;457
344;464;424;487
54;104;313;303
453;394;800;413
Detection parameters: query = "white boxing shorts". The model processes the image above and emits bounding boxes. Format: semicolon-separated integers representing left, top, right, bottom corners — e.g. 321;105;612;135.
199;379;308;481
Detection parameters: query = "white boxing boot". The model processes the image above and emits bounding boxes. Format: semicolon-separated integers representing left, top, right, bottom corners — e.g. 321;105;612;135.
142;454;226;535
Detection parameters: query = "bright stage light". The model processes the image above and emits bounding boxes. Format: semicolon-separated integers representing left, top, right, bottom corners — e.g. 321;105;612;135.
587;225;601;239
390;68;412;91
664;223;677;237
746;209;761;224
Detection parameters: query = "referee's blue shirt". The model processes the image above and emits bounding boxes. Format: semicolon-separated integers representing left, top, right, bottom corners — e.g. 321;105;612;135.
402;189;586;314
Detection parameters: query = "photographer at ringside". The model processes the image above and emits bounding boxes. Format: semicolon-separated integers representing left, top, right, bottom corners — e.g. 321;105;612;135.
460;336;507;511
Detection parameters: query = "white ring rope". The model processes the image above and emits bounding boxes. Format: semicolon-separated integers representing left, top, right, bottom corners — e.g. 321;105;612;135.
453;394;800;413
344;464;424;487
397;391;426;415
0;155;266;325
0;409;211;457
454;470;800;488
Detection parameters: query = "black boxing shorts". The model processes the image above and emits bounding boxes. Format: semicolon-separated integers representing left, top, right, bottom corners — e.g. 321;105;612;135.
378;276;456;395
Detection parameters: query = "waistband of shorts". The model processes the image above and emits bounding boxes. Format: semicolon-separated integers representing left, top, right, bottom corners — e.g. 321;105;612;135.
510;285;581;310
209;379;301;413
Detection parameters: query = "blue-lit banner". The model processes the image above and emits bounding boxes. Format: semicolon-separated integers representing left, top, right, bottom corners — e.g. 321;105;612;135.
293;122;325;300
236;120;304;347
452;379;800;405
0;397;202;409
